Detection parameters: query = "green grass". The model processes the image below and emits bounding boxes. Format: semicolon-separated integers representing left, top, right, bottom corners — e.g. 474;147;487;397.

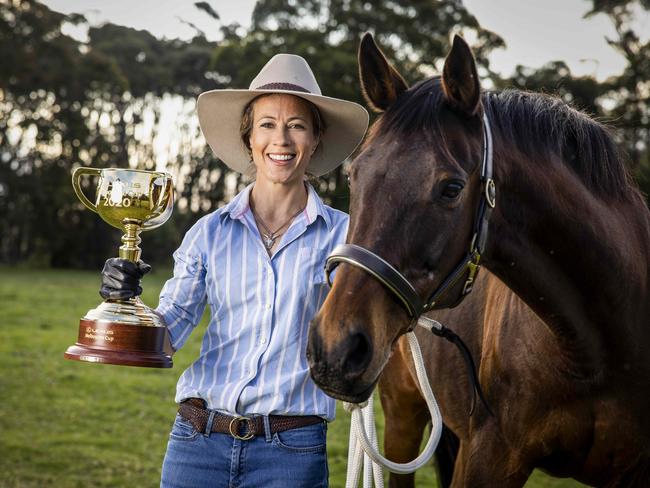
0;267;584;487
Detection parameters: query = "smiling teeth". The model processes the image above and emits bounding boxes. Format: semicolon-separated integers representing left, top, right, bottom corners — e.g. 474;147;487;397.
269;154;294;161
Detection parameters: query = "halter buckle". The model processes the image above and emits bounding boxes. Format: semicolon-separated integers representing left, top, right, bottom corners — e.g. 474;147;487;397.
485;178;496;208
461;253;481;295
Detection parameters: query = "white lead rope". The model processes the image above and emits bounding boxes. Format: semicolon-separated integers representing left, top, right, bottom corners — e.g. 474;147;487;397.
344;317;444;487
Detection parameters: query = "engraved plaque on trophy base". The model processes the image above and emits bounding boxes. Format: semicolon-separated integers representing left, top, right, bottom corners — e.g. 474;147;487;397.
64;319;172;368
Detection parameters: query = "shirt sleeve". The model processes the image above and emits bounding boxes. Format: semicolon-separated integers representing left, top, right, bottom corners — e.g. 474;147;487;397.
155;219;208;351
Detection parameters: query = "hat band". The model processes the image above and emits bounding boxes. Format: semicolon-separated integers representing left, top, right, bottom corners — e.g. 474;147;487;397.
255;82;311;93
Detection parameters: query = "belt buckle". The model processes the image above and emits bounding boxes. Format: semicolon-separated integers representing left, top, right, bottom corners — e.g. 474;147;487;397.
229;416;255;440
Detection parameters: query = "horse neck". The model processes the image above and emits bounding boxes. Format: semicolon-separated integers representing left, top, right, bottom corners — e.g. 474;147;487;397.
485;144;650;366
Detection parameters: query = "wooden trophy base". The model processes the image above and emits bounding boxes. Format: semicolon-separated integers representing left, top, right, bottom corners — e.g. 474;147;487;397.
64;319;172;368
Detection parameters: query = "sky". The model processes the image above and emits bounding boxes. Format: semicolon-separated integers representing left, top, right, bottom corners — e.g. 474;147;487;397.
42;0;649;81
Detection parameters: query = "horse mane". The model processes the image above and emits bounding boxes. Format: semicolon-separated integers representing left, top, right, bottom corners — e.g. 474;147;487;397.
483;89;639;200
370;78;642;203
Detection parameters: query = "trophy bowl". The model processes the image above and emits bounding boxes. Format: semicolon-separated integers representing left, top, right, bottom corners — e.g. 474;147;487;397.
64;167;174;368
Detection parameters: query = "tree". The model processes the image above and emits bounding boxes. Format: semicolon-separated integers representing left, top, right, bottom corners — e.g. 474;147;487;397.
585;0;649;193
0;1;222;267
498;0;649;204
19;1;633;267
0;0;118;266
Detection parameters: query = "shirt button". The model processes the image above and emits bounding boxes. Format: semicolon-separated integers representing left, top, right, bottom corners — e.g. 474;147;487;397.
260;338;267;344
265;303;272;310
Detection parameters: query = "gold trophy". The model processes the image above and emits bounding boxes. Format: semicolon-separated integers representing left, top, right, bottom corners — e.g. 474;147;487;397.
65;167;174;368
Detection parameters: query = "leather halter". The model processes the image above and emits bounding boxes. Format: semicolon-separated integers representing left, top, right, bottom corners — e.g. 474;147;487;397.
323;112;496;416
325;112;496;318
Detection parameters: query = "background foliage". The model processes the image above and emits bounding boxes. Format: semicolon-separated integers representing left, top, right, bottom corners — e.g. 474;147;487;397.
2;0;647;269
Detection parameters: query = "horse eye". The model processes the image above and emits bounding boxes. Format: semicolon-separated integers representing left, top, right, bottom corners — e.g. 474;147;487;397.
347;175;351;187
441;181;464;200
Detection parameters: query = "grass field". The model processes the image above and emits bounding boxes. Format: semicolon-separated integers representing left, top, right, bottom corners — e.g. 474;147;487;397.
0;266;584;487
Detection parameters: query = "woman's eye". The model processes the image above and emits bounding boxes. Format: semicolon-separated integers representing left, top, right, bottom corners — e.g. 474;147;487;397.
289;123;305;130
260;122;274;128
441;181;464;200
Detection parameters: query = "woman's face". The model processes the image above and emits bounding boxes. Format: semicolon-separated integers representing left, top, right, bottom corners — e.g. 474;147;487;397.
248;94;318;186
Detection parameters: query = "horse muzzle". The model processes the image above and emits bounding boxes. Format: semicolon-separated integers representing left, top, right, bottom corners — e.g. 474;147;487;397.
307;317;378;402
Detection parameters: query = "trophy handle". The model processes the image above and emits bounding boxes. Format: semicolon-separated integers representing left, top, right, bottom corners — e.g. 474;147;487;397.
143;178;174;230
71;167;102;213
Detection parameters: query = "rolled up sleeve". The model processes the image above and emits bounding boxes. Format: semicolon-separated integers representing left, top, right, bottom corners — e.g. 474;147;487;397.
156;221;207;351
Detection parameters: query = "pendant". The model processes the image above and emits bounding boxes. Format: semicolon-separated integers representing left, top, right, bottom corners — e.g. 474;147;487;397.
263;233;276;250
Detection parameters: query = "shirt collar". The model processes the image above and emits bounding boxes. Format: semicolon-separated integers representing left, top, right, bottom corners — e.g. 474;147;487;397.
304;181;332;230
222;183;253;220
221;181;332;230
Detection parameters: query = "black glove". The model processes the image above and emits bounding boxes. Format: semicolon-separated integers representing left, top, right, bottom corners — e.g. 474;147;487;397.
100;258;152;301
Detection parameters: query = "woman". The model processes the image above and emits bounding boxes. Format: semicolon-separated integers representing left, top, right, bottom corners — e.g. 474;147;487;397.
100;54;368;487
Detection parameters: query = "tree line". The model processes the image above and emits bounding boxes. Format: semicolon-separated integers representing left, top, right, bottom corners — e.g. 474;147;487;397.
0;0;647;268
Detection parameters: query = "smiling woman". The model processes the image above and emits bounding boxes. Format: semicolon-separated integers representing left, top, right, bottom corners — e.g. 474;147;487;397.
245;93;325;251
97;53;368;487
240;93;327;184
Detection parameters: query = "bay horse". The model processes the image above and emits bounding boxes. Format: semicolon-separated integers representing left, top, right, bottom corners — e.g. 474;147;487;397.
307;33;650;487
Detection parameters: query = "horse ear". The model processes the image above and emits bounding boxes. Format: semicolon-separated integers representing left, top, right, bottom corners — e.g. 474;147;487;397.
442;35;481;116
358;33;408;113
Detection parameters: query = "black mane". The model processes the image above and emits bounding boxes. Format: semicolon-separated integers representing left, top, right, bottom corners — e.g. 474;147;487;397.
373;78;640;201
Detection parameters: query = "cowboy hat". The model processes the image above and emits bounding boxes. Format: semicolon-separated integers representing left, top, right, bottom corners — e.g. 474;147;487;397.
197;54;369;177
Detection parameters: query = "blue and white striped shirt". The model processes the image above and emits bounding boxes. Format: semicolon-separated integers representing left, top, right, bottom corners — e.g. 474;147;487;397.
156;182;348;421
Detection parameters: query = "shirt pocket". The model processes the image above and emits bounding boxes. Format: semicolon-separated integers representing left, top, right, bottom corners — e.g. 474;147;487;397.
296;246;331;314
298;247;327;285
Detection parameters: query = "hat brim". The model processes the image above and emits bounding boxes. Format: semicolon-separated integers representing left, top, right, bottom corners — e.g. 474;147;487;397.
197;89;369;177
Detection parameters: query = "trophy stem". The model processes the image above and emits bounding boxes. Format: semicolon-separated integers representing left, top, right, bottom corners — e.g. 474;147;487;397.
119;219;142;262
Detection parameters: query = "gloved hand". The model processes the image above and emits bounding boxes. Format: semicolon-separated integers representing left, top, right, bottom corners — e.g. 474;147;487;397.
99;258;152;301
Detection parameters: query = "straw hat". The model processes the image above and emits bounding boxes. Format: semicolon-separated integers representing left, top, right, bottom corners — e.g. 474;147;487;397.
197;54;369;177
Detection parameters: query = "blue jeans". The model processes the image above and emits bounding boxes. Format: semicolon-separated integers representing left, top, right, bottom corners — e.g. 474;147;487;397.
161;413;329;487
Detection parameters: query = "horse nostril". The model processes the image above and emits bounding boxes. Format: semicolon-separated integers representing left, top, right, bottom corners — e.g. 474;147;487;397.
342;331;372;377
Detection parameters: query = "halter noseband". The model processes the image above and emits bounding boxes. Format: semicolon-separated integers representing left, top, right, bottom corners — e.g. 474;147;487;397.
325;112;496;318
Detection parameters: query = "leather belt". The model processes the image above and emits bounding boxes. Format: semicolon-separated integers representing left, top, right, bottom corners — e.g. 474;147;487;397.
178;398;324;440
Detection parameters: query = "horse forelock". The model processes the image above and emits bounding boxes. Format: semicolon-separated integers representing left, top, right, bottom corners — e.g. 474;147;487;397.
360;77;473;173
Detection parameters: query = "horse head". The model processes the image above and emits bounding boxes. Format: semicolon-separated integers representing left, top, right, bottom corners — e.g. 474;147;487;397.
307;33;490;402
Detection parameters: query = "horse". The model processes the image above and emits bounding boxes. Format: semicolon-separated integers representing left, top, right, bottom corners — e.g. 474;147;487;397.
307;32;650;487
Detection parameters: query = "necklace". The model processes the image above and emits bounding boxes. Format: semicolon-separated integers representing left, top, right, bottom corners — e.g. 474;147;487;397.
251;206;305;250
